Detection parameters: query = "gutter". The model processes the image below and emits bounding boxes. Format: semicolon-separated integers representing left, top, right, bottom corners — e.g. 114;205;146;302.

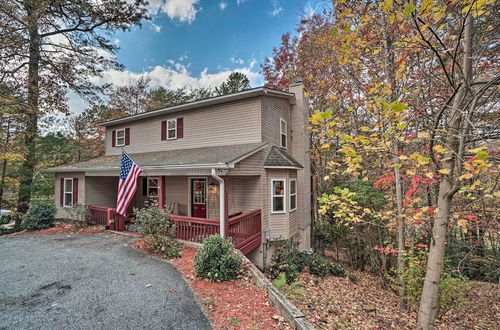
210;168;226;238
44;163;232;173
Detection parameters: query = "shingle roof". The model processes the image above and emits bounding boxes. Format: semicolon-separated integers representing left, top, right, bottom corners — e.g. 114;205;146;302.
264;146;303;168
45;143;267;172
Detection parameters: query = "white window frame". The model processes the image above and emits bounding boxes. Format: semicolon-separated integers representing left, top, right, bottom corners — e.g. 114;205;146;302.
63;178;73;207
116;128;125;147
280;118;287;149
147;177;160;198
167;119;177;140
271;178;286;214
289;179;297;212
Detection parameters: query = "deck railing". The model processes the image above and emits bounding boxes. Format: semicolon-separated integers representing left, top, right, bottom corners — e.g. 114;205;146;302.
169;209;262;255
88;205;126;231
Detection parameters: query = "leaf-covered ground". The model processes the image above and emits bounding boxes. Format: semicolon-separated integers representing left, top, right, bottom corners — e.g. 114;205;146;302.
290;271;498;329
132;240;291;329
8;222;105;236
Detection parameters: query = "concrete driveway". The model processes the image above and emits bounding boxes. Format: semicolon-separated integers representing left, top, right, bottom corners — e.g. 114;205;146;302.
0;233;211;330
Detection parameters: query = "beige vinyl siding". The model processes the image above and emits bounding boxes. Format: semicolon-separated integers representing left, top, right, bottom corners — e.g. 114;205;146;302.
85;177;118;208
165;176;189;216
227;176;261;215
105;98;261;156
261;96;291;151
54;172;85;219
229;148;269;176
289;85;312;229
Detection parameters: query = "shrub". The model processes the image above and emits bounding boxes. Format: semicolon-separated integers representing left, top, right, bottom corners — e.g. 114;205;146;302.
21;202;56;230
391;251;469;319
266;240;307;284
306;253;346;277
194;235;242;282
272;273;306;300
65;204;90;227
134;203;180;259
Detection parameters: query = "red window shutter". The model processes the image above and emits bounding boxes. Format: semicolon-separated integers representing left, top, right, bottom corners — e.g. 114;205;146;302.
142;178;148;196
125;127;130;145
73;178;79;205
112;130;116;147
161;121;167;141
60;178;64;206
177;117;184;138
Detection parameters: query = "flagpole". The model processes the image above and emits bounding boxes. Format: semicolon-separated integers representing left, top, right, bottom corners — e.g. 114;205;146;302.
121;147;150;178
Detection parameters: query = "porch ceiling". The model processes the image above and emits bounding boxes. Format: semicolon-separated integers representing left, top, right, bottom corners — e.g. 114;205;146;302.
45;143;267;173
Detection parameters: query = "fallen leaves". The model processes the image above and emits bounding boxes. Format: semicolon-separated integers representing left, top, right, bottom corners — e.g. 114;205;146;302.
13;222;105;236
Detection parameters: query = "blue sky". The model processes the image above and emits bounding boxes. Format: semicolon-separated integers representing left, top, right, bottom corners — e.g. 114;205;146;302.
68;0;325;114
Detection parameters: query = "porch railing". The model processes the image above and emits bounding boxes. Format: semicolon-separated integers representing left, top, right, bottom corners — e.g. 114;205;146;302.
169;209;261;255
88;205;126;231
228;209;262;255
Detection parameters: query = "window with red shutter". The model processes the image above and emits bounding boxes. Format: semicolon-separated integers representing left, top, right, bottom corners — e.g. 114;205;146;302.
60;178;64;206
112;130;116;147
73;178;79;205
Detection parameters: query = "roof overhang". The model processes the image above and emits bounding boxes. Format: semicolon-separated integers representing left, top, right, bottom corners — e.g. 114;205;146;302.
99;87;296;127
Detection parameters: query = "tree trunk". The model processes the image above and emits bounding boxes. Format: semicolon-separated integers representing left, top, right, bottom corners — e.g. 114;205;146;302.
0;120;11;211
416;13;473;329
382;14;406;311
15;13;40;228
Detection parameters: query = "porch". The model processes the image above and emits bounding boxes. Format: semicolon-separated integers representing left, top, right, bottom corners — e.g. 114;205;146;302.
88;205;261;255
86;174;262;255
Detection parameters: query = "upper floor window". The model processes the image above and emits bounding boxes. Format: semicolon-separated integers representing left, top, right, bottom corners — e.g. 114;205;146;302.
167;119;177;140
271;179;286;214
116;129;125;147
280;118;287;149
63;178;74;207
289;179;297;212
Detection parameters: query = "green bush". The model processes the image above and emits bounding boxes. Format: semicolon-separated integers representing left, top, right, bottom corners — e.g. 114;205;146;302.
21;202;56;230
272;273;306;300
134;203;180;259
391;251;470;319
266;240;307;284
306;253;346;277
446;242;499;282
194;235;242;282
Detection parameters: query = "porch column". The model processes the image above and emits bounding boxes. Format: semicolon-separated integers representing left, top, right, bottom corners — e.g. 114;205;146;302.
222;176;229;238
159;176;165;208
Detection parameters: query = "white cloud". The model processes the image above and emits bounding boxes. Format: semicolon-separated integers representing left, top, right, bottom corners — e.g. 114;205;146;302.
219;2;227;10
304;1;319;18
68;61;262;114
146;0;200;24
236;0;249;5
269;0;283;17
149;22;162;33
230;57;244;65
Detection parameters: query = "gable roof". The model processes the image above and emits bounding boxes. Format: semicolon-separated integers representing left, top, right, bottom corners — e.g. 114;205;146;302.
264;146;303;169
100;87;296;127
45;143;267;172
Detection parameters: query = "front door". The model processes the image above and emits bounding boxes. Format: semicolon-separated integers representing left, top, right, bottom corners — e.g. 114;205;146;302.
191;179;207;218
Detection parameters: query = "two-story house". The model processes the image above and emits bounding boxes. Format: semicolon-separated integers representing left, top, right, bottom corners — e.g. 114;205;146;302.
47;83;311;267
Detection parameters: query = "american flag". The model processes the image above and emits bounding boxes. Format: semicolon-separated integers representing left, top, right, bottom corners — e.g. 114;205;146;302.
116;151;143;216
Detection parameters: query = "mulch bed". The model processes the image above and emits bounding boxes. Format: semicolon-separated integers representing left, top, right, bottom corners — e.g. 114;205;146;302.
9;222;105;236
132;239;291;329
289;271;499;330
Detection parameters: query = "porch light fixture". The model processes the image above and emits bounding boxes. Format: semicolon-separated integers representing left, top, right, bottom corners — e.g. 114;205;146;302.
208;183;217;193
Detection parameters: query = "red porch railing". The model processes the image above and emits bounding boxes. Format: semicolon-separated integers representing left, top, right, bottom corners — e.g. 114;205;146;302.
170;209;262;255
88;205;126;231
228;209;262;255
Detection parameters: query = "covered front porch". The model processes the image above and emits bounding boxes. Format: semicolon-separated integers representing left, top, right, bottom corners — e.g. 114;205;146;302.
86;174;262;255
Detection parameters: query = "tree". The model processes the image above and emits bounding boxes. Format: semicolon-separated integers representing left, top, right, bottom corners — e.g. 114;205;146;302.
215;72;251;95
108;77;151;115
0;0;148;226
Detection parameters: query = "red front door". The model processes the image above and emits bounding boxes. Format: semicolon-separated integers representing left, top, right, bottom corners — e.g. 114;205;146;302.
191;179;207;218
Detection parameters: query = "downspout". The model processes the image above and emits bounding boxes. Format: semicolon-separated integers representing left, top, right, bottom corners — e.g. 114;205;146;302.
211;168;225;237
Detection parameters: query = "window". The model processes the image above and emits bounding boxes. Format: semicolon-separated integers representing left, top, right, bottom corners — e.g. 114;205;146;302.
63;178;73;207
147;177;159;197
289;179;297;212
167;119;177;140
271;179;286;213
280;118;287;149
116;129;125;146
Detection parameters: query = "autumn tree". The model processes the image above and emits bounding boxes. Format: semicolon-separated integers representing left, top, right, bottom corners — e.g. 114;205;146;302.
108;77;151;115
0;0;148;226
215;72;251;95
